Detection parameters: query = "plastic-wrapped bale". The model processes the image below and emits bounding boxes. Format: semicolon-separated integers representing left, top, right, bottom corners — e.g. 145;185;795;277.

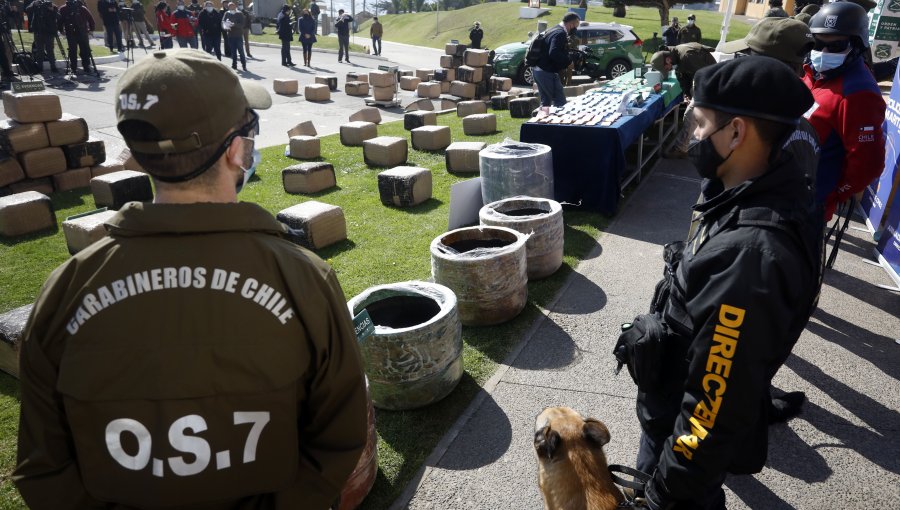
62;139;106;168
363;136;407;167
430;226;527;326
377;166;432;207
445;141;486;174
399;75;421;91
0;157;25;188
490;76;512;92
417;81;441;99
0;303;32;377
304;84;331;102
315;75;339;91
398;70;414;78
440;55;462;68
282;162;336;194
491;95;510;110
273;78;299;95
404;98;434;112
91;170;153;210
433;69;448;82
439;94;462;110
440;81;451;94
479;197;564;280
411;125;451;152
2;90;62;123
62;209;117;254
479;140;554;204
340;121;378;147
276;200;346;250
372;86;395;102
337;378;378;509
347;281;463;410
439;68;456;82
404;111;436;130
45;113;88;146
91;160;125;178
18;147;67;179
345;81;370;96
52;167;92;191
0;191;55;237
462;113;497;136
346;71;367;83
445;42;466;55
9;178;53;195
369;70;396;87
415;68;432;80
349;107;382;124
449;81;476;99
0;120;49;154
510;96;541;118
457;100;487;118
456;65;482;83
288;135;320;159
464;49;490;67
287;120;317;138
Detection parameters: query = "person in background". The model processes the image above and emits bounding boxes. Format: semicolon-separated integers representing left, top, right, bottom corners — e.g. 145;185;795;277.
130;0;154;49
803;1;886;221
6;0;23;30
25;0;60;74
469;21;483;49
239;2;252;58
298;8;316;67
171;0;198;48
370;15;382;56
334;8;352;63
276;3;294;66
187;0;202;47
662;16;680;47
678;13;701;44
533;12;580;117
766;0;790;18
309;0;320;34
58;0;96;73
220;0;231;57
98;0;126;52
12;49;368;510
198;0;221;59
222;1;245;71
155;1;174;49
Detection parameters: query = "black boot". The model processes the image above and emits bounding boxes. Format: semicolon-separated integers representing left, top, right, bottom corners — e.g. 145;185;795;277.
768;391;806;424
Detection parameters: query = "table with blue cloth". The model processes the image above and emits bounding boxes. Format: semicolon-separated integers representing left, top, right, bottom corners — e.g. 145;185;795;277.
519;73;683;215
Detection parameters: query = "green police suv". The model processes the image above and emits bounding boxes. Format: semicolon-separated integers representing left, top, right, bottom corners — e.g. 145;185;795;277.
492;21;645;85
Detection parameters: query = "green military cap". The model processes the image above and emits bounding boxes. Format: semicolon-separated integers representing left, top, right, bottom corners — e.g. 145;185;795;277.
842;0;876;11
650;50;671;72
115;49;272;155
721;17;814;64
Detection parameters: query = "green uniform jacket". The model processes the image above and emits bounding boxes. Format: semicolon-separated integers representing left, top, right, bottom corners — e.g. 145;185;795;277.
672;43;716;97
14;202;368;510
678;24;702;44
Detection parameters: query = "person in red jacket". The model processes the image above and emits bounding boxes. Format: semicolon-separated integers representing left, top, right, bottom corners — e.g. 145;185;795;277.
155;1;174;49
803;1;886;221
171;0;198;48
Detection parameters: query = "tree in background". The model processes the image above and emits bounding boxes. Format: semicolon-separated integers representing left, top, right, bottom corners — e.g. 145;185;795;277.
605;0;682;28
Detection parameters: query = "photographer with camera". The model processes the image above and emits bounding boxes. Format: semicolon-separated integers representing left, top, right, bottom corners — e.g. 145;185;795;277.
99;0;126;52
120;0;152;49
58;0;95;74
25;0;60;73
0;2;18;85
198;0;221;59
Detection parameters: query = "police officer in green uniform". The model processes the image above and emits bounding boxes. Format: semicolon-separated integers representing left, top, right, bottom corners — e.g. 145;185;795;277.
13;49;368;510
678;14;702;44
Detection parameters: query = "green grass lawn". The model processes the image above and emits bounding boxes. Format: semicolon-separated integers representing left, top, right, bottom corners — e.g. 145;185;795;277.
249;30;366;53
0;111;610;509
358;4;751;54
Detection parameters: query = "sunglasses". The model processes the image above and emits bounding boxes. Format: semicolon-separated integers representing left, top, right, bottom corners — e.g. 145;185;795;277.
814;38;851;53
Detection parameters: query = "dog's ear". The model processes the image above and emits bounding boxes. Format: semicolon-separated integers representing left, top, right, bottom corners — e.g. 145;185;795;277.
583;418;611;447
534;425;560;460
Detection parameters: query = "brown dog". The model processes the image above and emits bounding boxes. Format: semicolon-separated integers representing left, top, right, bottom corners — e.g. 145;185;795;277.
534;407;625;510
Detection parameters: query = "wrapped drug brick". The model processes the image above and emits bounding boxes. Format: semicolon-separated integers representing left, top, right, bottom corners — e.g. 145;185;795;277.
415;69;431;80
288;120;317;138
463;49;490;67
450;81;476;99
372;86;395;102
288;136;320;159
491;95;510;110
490;76;512;93
404;111;437;130
439;55;456;69
2;90;62;123
273;79;299;95
483;64;494;81
45;113;89;146
90;160;125;178
345;81;370;96
349;107;382;124
445;141;486;174
457;101;487;118
53;167;92;191
404;98;434;112
399;76;421;91
440;81;451;94
315;75;339;91
440;94;462;110
363;136;408;167
377;166;432;207
369;70;396;87
62;209;117;254
0;191;56;237
19;147;67;178
340;121;378;147
0;304;32;377
456;65;483;83
411;125;451;152
0;120;49;154
0;157;25;188
277;201;347;250
62;139;106;168
510;97;541;118
417;82;441;99
9;178;54;195
347;71;368;83
91;170;153;210
282;162;336;194
304;84;331;102
462;113;497;136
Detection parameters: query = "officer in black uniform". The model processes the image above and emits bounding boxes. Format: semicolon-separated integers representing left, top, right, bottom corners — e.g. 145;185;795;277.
0;1;17;84
25;0;60;73
619;57;822;510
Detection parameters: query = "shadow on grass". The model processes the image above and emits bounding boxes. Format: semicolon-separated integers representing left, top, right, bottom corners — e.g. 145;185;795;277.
403;198;443;215
315;238;357;259
0;225;59;247
0;372;20;400
51;189;93;210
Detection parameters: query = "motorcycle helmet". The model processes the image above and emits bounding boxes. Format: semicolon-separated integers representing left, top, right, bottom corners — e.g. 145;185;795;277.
809;1;870;48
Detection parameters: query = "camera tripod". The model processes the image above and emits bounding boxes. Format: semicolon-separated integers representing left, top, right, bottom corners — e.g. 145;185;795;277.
120;9;147;67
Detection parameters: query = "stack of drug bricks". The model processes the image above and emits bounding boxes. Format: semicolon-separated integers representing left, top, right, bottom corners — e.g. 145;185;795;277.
1;90;113;196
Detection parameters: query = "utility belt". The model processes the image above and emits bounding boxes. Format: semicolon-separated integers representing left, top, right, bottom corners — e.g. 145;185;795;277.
613;241;684;393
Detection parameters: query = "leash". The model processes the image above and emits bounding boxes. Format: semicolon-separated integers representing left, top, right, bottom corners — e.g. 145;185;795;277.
610;464;653;508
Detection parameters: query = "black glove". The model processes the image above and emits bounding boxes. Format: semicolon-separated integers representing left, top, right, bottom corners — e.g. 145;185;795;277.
643;471;675;510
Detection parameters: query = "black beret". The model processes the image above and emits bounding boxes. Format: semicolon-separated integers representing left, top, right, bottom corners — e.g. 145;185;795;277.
692;56;814;125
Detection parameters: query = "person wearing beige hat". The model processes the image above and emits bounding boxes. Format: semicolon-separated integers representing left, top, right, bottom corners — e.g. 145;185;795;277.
13;49;368;510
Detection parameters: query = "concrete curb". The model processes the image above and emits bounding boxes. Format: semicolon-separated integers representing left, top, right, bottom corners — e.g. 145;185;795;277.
248;40;390;61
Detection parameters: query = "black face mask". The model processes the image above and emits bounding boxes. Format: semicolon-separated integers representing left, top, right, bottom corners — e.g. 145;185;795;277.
687;122;734;180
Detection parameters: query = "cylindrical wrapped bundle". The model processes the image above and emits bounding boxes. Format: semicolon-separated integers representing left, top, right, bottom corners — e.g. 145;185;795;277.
337;377;378;510
348;281;463;411
430;226;528;326
479;139;554;205
479;196;564;280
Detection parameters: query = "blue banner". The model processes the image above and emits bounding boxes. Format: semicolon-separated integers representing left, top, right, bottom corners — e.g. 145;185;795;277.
862;60;900;232
876;195;900;287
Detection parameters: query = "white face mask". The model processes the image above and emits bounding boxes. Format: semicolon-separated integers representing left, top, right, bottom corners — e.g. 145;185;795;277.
205;5;212;11
687;20;695;26
809;50;848;73
177;5;185;10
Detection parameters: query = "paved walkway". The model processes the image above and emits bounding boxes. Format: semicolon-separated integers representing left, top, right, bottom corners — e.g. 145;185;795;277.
393;158;900;509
